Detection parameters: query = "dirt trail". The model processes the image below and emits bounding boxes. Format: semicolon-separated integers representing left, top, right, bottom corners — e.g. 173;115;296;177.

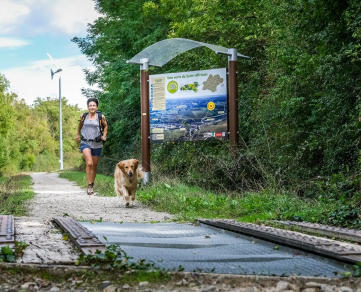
15;172;172;264
28;172;171;222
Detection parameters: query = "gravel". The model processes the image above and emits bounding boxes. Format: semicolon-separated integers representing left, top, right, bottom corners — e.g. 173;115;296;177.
14;172;172;264
0;273;360;292
28;172;172;222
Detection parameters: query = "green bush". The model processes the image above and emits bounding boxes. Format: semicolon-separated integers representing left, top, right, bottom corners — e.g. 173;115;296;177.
328;206;361;228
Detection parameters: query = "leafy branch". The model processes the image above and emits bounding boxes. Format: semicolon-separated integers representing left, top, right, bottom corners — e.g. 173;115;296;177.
0;241;29;262
75;244;157;271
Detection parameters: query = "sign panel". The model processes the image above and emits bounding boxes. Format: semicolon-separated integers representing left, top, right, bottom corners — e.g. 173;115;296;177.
149;68;228;143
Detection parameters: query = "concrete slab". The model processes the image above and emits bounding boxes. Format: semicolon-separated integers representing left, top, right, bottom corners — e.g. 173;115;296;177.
199;219;361;264
15;217;79;264
274;220;361;243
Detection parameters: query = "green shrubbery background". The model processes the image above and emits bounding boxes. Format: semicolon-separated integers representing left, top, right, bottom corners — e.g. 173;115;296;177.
72;0;361;225
0;74;83;175
72;0;361;188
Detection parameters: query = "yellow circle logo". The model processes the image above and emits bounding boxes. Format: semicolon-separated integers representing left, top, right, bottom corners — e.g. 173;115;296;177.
207;102;215;111
167;81;178;94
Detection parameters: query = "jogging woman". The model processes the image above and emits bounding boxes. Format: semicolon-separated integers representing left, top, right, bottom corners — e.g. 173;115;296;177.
75;98;108;195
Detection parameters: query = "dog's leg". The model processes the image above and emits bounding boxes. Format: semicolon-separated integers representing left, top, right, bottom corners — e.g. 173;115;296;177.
114;182;123;208
130;187;137;206
122;187;131;207
114;181;123;197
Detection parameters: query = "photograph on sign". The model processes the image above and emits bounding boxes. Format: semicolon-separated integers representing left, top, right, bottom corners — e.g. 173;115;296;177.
149;68;228;143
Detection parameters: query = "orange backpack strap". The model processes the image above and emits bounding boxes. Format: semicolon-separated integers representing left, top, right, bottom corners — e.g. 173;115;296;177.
81;112;88;122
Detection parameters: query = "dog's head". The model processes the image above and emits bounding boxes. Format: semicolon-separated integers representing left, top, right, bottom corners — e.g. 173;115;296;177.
117;159;139;179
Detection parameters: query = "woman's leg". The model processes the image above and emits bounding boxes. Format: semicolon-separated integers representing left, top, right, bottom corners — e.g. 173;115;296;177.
82;148;94;185
90;155;100;184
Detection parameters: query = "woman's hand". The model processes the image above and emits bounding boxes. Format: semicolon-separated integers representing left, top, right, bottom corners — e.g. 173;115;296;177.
101;136;107;141
75;135;81;143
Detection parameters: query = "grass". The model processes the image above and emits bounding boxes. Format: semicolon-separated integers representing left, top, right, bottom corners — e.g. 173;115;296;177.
0;175;35;216
136;182;342;223
60;171;341;223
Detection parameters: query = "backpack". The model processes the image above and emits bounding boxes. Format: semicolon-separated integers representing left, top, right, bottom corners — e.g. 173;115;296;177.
81;111;104;137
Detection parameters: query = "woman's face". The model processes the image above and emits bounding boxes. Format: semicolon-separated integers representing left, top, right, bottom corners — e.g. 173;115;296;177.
88;101;98;113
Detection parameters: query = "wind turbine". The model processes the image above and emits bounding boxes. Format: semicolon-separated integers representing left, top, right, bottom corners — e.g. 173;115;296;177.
47;53;63;170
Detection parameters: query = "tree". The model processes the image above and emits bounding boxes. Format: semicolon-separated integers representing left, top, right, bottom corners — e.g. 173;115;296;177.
73;0;361;195
0;77;84;175
0;74;16;175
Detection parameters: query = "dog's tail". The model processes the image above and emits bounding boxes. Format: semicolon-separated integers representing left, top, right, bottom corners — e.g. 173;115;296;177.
137;167;144;179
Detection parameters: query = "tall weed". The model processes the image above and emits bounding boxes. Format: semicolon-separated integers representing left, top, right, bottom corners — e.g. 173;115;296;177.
0;175;34;215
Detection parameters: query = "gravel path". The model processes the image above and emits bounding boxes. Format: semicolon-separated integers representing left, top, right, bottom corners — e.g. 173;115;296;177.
15;172;172;264
28;172;172;222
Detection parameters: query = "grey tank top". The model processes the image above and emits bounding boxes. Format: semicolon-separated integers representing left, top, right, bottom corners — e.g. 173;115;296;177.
81;115;103;149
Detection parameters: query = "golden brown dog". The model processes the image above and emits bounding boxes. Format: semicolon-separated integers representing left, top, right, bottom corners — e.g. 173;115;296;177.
114;159;144;207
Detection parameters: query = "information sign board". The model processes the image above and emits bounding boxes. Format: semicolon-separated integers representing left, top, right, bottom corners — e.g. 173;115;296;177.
149;68;228;143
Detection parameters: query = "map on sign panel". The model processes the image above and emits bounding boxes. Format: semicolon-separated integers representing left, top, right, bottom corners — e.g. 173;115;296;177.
149;68;228;143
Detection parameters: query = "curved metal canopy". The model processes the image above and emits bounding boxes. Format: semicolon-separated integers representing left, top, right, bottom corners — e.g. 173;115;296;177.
127;38;249;67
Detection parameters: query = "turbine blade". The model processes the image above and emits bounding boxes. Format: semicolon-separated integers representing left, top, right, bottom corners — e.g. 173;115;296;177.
47;53;60;68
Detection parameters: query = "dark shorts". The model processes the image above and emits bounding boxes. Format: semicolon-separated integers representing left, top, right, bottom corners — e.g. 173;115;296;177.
80;143;102;157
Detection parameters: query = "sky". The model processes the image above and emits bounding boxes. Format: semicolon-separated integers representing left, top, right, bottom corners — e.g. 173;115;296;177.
0;0;101;109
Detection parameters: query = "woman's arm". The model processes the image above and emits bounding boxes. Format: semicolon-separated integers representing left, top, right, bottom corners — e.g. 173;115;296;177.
101;115;108;141
75;114;84;143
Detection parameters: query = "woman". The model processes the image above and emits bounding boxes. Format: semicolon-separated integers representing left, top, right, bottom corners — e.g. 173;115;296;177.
75;98;108;195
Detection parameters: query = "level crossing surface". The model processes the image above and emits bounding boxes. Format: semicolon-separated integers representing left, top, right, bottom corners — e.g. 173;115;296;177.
79;221;348;277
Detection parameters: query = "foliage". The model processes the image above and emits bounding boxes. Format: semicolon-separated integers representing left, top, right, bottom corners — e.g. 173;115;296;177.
72;0;361;204
0;242;30;263
137;180;344;223
0;175;34;216
62;0;361;230
0;74;16;174
0;245;15;262
345;0;361;62
76;244;157;272
17;97;83;172
343;262;361;278
328;205;361;229
0;73;83;175
13;241;29;258
72;0;169;170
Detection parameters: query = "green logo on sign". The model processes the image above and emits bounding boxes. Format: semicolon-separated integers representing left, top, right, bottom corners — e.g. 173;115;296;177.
167;81;178;94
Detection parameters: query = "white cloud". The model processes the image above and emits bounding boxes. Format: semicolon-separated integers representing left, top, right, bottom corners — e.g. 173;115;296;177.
4;55;98;109
0;0;100;36
0;0;30;34
0;37;30;48
50;0;101;35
